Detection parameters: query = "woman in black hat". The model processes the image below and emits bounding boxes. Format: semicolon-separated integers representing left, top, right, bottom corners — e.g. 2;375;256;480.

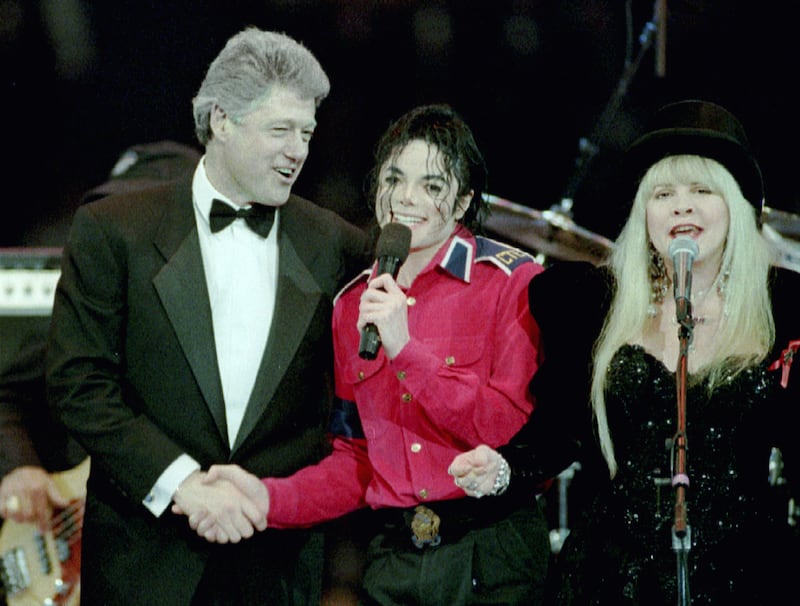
448;100;800;605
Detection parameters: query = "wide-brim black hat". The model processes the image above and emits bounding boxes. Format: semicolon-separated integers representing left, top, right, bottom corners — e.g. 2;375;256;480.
625;100;764;212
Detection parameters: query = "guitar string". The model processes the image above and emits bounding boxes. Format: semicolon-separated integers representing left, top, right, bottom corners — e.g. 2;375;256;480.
49;500;84;541
53;517;83;545
49;500;82;530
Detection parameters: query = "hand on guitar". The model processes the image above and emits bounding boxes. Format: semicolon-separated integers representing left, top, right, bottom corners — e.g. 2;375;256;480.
0;465;71;532
171;468;269;544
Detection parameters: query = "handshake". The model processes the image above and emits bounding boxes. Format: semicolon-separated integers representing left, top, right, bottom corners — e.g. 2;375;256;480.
171;465;267;544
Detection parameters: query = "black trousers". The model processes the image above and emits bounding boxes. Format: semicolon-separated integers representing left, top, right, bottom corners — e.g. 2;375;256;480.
190;531;324;606
360;499;550;606
191;555;243;606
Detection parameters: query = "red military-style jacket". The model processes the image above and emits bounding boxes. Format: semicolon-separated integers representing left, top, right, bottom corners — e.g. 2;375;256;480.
266;225;543;526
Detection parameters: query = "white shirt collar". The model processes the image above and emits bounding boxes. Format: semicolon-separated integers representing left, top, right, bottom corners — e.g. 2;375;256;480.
193;157;230;230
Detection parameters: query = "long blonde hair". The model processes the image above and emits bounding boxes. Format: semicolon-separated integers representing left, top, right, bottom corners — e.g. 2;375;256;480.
591;155;774;476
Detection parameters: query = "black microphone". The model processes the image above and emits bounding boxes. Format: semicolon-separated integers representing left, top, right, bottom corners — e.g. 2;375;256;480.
358;223;412;360
669;237;698;324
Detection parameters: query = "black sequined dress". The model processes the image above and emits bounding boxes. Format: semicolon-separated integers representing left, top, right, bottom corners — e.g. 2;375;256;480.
502;262;800;606
554;345;794;605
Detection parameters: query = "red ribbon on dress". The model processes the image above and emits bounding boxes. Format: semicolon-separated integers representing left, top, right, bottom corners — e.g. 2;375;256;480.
768;339;800;388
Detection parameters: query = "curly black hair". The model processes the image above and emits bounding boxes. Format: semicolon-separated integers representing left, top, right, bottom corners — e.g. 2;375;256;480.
364;104;489;231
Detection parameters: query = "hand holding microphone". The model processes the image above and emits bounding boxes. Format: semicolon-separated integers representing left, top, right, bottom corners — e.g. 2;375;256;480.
359;223;412;359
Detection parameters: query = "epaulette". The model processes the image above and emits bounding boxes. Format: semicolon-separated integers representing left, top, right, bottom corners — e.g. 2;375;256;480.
475;236;535;275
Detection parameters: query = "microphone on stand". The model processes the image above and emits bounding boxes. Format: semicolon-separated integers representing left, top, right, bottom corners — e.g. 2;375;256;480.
670;234;697;606
669;237;699;324
358;223;412;360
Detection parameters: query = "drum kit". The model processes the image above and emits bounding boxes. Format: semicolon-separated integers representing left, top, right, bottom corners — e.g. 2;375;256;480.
761;206;800;273
482;195;614;265
481;194;800;274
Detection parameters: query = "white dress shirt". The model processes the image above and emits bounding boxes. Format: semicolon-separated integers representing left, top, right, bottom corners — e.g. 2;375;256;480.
144;157;279;515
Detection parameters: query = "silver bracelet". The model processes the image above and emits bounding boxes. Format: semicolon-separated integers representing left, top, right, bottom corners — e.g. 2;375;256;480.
489;455;510;496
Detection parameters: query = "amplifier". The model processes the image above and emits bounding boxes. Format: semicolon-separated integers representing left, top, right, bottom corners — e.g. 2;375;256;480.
0;248;62;317
0;248;62;374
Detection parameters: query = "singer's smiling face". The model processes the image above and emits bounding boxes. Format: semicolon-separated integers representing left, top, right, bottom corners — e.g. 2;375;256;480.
646;179;729;271
205;85;317;207
375;139;472;257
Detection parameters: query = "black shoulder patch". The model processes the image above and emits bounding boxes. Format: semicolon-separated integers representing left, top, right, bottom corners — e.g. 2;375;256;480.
475;236;535;275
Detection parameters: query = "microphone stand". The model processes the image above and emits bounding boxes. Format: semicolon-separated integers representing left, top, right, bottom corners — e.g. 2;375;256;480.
556;7;660;217
672;304;693;605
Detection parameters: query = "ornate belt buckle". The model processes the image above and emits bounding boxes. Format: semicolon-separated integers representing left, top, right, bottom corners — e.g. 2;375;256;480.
411;505;441;548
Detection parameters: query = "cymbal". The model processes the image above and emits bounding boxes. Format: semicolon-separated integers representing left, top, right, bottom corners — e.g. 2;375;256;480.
482;195;613;265
762;206;800;241
762;222;800;274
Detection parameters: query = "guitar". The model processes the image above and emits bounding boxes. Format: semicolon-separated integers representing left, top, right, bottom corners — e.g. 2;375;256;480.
0;458;89;606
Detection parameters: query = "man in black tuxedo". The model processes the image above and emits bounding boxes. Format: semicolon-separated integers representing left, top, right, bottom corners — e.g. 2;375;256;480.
1;141;201;530
45;27;370;605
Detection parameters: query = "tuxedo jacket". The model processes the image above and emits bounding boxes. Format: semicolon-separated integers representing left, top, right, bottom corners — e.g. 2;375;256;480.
45;177;371;605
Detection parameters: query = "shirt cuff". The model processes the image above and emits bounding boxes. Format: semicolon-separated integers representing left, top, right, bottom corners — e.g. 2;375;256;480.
142;454;201;517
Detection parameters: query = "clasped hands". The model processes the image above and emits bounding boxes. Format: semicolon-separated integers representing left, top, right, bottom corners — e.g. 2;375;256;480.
171;465;267;544
448;444;503;498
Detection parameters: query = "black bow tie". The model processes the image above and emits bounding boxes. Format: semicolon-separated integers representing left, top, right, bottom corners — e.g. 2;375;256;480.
209;199;276;238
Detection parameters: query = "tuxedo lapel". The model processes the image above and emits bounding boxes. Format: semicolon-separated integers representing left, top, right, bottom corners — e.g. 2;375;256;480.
232;220;323;452
152;184;228;443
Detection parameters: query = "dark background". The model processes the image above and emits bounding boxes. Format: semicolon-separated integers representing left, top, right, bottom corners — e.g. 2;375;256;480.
3;0;798;249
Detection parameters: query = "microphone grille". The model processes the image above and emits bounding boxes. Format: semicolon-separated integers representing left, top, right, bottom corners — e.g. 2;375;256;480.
376;223;412;261
668;237;699;260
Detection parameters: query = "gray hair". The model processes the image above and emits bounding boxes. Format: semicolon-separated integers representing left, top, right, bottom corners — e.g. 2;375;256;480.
192;28;330;145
